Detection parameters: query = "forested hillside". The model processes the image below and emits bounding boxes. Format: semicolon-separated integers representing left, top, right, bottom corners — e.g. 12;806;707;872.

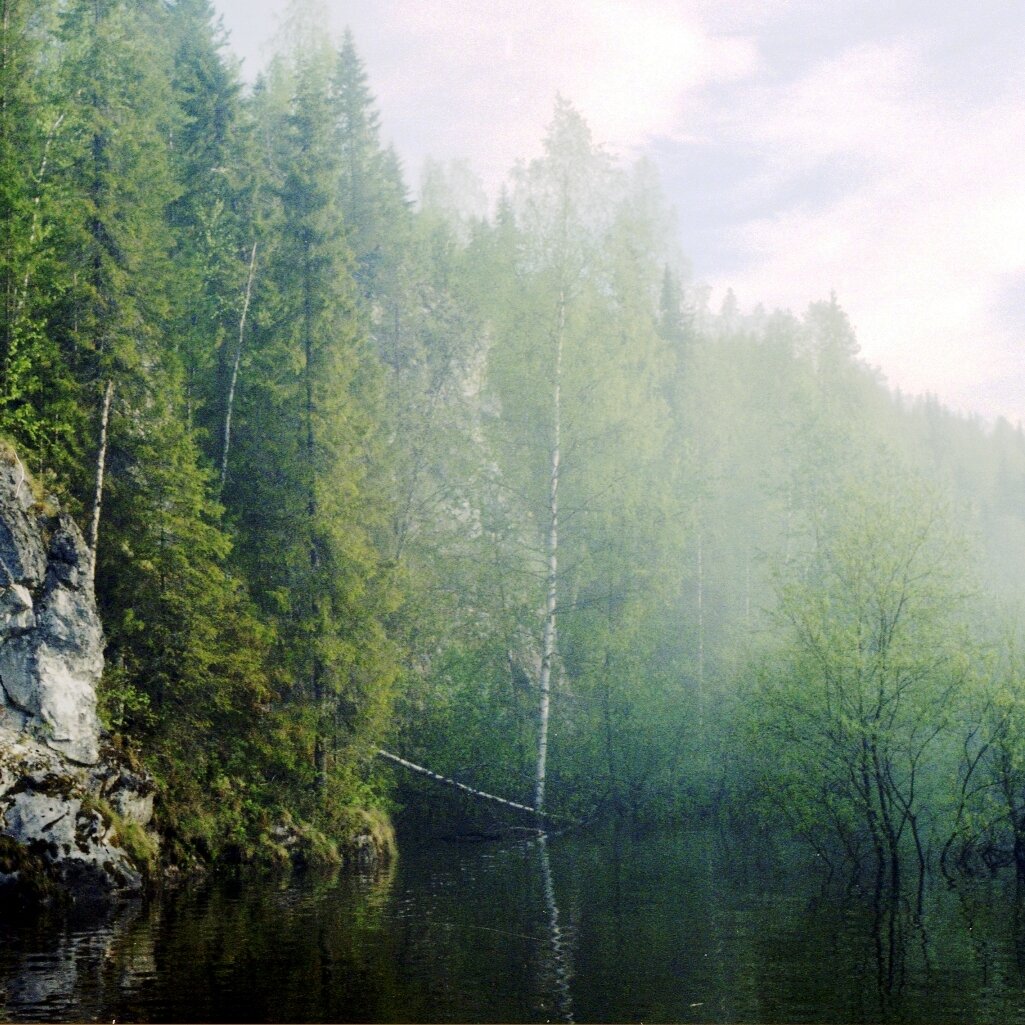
4;0;1025;875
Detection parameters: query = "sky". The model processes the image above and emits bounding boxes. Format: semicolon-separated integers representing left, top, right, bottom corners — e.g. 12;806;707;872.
210;0;1025;426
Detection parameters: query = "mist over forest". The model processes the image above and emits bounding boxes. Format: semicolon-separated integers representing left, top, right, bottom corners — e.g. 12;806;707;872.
4;0;1025;924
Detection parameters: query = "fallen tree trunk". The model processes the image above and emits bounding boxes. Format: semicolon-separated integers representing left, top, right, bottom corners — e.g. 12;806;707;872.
377;749;577;824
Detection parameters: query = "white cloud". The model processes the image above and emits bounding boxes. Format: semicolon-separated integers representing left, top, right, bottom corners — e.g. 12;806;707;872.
357;1;758;190
711;42;1025;422
211;0;1025;423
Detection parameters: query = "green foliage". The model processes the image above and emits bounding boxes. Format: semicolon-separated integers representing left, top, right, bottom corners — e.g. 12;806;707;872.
8;2;1025;878
0;1;403;866
741;471;974;876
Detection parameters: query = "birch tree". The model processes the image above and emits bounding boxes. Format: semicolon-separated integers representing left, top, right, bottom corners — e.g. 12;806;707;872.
484;100;674;815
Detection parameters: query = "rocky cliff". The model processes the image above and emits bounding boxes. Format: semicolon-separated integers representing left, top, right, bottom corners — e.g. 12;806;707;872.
0;454;154;905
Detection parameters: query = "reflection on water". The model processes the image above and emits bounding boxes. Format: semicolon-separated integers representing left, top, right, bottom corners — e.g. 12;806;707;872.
537;832;575;1023
5;824;1025;1022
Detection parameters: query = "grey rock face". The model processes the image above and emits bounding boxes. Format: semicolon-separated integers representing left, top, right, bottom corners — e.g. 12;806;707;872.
0;729;143;899
0;463;102;765
0;456;155;903
90;760;156;827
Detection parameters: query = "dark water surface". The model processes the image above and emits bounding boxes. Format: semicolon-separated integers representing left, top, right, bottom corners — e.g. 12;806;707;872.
4;824;1025;1022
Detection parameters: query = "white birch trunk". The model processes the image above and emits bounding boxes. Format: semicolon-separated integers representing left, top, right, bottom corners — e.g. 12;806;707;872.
88;379;114;581
15;112;66;318
377;749;574;822
219;240;258;495
696;528;705;730
745;552;754;629
535;289;565;816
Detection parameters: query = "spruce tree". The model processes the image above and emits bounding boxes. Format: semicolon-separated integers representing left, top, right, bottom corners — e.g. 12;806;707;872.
226;21;398;821
0;0;78;471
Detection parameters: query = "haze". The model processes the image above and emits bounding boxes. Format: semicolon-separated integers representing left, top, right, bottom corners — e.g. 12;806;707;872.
210;0;1023;427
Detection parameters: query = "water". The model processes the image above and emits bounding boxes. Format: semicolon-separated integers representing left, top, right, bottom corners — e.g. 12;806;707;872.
4;823;1025;1022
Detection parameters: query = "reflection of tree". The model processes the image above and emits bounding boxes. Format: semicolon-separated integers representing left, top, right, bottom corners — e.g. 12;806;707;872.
1014;876;1025;977
537;832;575;1023
770;862;928;1023
868;880;920;1020
0;862;404;1022
0;900;148;1021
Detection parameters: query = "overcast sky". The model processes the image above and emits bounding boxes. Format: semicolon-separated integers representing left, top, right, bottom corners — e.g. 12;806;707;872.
211;0;1025;426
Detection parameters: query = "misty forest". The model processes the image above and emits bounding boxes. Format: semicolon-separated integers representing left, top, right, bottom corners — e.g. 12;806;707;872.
3;1;1025;1022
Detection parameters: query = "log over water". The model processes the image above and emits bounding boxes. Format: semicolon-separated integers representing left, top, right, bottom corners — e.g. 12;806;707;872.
376;749;577;824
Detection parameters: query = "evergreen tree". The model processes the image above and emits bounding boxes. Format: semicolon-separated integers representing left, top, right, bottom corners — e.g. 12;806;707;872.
0;0;78;472
226;20;398;821
165;0;250;444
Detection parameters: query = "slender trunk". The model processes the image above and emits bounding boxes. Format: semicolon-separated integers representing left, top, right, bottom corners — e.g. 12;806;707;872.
303;248;316;539
377;749;575;822
745;554;752;629
602;654;616;794
696;529;705;727
219;240;257;496
783;480;794;566
5;105;66;400
302;244;326;789
860;736;888;886
313;663;326;785
535;289;564;816
1;2;8;109
601;595;617;803
88;378;114;580
14;111;66;317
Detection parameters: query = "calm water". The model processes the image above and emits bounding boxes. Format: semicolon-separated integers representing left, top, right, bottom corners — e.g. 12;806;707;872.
4;823;1025;1022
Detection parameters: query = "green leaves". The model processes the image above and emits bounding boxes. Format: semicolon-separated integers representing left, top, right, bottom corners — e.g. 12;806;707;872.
745;472;975;873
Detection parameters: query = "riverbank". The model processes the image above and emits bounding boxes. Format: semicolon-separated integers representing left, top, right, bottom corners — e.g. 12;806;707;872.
0;449;394;909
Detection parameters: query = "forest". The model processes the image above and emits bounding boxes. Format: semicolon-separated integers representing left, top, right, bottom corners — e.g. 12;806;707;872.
4;0;1025;899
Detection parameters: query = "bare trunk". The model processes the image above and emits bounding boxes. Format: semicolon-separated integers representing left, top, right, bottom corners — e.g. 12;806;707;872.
7;108;66;380
535;290;565;816
745;554;752;628
219;240;258;496
303;251;317;542
696;529;706;729
302;246;326;790
377;749;575;823
1;3;8;102
88;379;114;580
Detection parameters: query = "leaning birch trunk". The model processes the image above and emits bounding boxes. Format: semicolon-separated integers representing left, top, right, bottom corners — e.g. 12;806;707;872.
535;289;565;816
219;239;258;496
377;749;576;823
88;378;114;581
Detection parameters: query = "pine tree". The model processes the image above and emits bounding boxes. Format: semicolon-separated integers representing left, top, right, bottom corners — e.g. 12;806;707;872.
330;29;407;302
165;0;251;446
34;0;281;858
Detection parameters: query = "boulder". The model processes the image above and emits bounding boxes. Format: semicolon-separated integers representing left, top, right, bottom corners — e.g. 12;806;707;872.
0;728;143;901
90;756;156;826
